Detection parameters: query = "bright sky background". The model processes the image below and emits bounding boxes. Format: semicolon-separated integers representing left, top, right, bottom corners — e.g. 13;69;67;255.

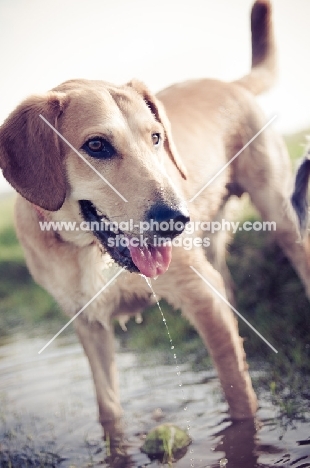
0;0;310;194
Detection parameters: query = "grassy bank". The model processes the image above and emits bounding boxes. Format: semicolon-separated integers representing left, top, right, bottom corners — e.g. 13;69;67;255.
0;196;63;335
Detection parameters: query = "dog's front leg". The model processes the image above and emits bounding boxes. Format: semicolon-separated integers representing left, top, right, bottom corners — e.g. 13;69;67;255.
186;265;257;419
74;316;123;439
14;198;124;439
163;249;258;420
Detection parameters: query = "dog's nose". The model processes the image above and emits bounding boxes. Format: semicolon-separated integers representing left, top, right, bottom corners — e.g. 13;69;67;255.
146;203;190;238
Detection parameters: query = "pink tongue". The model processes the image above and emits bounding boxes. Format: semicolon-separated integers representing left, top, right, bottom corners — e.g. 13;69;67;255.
128;242;172;278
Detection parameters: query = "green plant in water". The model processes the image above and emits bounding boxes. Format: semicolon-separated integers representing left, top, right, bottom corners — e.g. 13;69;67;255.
141;424;191;466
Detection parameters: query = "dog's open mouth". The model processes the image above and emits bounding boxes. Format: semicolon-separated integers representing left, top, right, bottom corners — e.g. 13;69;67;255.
79;200;172;277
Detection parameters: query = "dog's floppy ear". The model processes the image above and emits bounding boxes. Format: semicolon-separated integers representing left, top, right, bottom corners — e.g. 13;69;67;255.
0;92;68;211
128;79;187;180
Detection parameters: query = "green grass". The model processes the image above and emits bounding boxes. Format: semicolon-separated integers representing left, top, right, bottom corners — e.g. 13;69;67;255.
284;129;309;163
0;196;24;262
116;299;207;367
227;216;310;392
0;195;63;335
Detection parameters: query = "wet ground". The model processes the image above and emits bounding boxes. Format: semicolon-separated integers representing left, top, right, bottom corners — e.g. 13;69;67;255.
0;332;309;468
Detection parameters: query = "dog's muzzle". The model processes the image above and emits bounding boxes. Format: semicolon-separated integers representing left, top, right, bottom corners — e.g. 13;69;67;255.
79;200;190;278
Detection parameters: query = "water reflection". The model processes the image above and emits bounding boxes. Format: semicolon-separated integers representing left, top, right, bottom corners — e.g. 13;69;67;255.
214;419;261;468
0;333;309;467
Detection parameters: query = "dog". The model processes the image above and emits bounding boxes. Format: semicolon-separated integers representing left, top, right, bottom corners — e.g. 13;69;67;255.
0;0;307;442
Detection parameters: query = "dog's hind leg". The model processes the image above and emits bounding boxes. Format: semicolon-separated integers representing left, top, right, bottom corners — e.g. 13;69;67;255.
234;118;310;299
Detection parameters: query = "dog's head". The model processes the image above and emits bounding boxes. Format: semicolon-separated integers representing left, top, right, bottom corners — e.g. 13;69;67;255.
0;79;189;277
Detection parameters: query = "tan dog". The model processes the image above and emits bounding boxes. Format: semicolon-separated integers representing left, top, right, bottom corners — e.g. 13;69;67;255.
0;0;307;440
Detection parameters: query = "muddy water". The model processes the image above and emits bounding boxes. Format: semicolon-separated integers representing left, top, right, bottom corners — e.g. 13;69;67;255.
0;332;309;468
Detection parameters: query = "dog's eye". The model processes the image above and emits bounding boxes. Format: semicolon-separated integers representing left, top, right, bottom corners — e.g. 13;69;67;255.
152;133;161;146
82;138;116;159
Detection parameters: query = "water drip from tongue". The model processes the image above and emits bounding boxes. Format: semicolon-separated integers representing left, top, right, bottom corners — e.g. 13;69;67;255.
128;242;172;278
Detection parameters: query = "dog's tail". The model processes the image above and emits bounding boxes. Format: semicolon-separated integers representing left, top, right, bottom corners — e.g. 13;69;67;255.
235;0;276;96
291;148;310;237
